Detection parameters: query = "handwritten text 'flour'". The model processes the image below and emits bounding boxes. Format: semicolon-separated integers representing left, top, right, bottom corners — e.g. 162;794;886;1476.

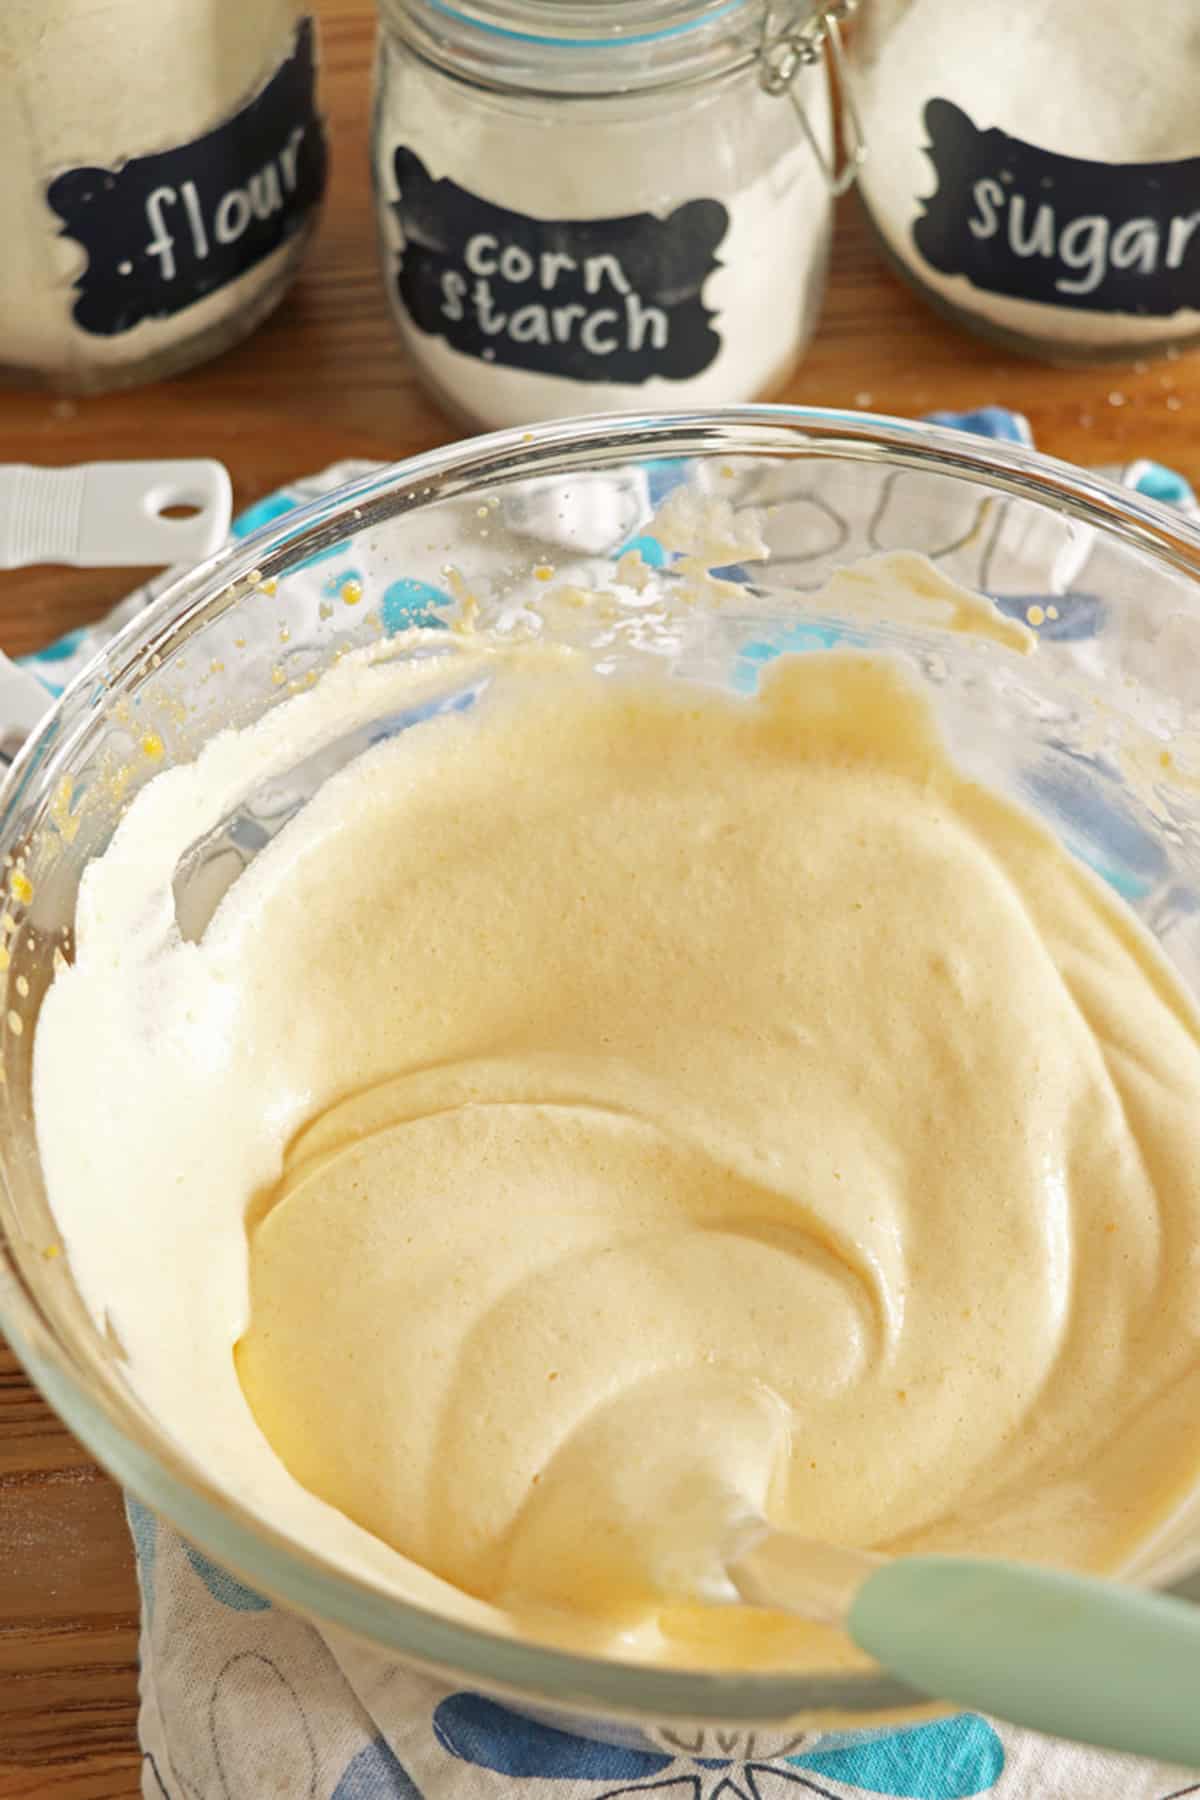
142;126;309;281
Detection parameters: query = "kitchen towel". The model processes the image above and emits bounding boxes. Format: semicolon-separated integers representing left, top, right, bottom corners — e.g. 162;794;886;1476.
124;1496;1200;1800
16;408;1200;1800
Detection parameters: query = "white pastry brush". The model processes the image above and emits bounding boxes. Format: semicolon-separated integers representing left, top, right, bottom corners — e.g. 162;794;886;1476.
0;458;233;758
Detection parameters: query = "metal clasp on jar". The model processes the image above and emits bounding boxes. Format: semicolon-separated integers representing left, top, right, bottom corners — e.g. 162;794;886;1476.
759;1;866;197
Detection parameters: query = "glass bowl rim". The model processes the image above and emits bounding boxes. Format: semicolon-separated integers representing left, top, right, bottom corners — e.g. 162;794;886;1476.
4;401;1200;1728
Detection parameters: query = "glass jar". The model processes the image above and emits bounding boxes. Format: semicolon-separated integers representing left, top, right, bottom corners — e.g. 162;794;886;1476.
846;0;1200;365
0;2;328;394
371;1;856;429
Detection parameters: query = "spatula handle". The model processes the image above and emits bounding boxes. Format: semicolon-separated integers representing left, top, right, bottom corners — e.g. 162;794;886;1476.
851;1555;1200;1767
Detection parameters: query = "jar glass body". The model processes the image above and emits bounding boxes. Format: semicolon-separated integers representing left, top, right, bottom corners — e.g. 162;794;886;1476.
371;2;834;430
847;0;1200;365
0;1;327;394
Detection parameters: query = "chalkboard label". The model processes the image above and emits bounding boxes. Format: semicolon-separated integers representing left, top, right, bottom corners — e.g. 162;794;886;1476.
387;148;728;384
47;16;326;338
914;98;1200;317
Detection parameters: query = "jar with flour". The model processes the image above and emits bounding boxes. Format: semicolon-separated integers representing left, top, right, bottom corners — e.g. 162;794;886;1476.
0;2;327;393
847;0;1200;363
372;1;857;430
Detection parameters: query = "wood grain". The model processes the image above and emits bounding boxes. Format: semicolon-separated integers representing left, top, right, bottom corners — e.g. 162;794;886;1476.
4;3;1200;1793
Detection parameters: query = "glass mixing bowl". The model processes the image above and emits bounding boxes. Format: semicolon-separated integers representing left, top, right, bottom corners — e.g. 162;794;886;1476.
3;406;1200;1756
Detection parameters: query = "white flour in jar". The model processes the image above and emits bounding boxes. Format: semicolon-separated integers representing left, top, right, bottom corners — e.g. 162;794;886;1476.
851;0;1200;355
372;27;834;429
0;1;325;390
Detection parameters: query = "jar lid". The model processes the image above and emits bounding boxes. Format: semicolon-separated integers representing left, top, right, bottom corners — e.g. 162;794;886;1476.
386;0;862;185
388;0;774;94
424;0;747;48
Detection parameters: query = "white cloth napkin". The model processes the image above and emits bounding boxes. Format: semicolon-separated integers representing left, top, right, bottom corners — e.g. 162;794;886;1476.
129;1492;1200;1800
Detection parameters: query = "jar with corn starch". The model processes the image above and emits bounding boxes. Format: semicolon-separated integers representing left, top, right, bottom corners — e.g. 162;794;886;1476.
371;0;861;429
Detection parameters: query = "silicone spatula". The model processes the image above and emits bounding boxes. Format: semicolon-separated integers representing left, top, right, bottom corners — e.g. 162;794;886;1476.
730;1526;1200;1766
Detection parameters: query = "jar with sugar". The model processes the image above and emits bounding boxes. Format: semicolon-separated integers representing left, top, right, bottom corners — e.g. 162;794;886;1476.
371;1;859;430
847;0;1200;364
0;2;327;393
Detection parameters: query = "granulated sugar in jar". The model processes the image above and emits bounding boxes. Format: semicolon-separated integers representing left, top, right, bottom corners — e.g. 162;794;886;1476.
0;1;327;393
372;1;857;430
847;0;1200;365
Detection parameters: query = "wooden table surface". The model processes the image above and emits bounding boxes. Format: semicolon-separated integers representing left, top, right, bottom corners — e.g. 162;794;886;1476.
5;4;1200;1795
